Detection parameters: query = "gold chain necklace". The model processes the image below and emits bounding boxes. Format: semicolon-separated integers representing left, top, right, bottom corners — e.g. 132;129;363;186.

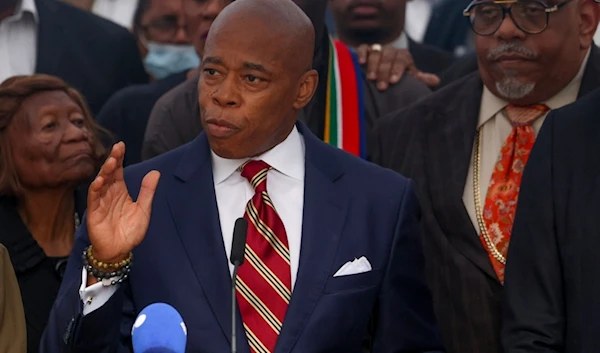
473;128;507;265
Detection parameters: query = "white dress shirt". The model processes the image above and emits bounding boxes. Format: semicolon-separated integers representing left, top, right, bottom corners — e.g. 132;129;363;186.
0;0;37;83
404;0;434;43
92;0;138;30
462;49;590;232
80;126;305;315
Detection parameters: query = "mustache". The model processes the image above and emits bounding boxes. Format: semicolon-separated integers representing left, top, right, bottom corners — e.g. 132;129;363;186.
487;42;538;60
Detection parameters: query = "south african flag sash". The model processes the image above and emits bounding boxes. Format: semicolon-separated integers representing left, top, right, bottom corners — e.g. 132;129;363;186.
324;39;367;159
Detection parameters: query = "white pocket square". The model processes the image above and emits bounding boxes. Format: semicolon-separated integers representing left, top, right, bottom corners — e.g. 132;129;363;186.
333;256;372;277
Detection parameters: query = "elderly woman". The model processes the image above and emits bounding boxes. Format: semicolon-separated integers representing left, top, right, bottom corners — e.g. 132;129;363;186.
0;74;108;352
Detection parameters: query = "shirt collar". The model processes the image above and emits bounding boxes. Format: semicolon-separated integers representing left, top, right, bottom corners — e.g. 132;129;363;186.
12;0;38;23
211;125;305;185
390;32;409;50
478;47;591;128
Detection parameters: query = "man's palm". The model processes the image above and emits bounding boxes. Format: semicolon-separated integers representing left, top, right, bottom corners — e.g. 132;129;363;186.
87;142;160;263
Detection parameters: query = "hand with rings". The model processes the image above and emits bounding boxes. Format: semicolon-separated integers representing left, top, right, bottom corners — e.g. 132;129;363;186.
356;43;441;90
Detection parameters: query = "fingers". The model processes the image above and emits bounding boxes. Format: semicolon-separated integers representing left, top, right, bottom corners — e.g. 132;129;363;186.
87;175;105;212
114;142;126;182
414;72;441;88
366;48;382;81
87;142;126;212
389;52;412;85
357;44;369;65
137;170;161;218
374;47;401;91
97;143;121;180
88;155;117;209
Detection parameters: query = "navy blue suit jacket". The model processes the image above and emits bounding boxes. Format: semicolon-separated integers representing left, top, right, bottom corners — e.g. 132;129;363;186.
41;123;443;353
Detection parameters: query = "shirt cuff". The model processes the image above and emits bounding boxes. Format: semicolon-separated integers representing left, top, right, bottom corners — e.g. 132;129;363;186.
79;268;120;316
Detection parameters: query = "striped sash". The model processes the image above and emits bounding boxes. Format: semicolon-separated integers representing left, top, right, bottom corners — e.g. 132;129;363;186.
324;39;367;159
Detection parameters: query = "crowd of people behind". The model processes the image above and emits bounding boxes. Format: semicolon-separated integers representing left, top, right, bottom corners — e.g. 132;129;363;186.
1;0;600;352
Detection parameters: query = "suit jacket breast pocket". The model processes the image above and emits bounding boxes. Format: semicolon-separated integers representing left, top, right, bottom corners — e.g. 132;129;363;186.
323;270;380;295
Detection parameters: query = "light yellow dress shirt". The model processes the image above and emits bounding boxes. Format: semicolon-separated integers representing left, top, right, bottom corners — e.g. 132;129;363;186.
462;49;590;233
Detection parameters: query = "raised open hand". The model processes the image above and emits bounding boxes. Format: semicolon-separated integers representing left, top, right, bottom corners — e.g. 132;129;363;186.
87;142;161;263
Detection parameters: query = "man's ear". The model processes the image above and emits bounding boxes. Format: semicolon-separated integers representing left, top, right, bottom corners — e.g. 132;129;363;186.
293;69;319;110
579;0;600;49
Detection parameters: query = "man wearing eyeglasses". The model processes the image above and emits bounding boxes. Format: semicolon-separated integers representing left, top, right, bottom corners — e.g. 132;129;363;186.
371;1;600;352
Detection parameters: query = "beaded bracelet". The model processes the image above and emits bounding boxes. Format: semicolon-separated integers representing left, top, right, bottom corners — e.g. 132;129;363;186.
87;245;133;271
82;246;133;286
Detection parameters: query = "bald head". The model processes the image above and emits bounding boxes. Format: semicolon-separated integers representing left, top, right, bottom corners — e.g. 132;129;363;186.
198;0;320;159
205;0;315;76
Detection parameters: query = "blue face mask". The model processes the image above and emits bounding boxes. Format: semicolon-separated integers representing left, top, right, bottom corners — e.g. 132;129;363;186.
143;42;201;79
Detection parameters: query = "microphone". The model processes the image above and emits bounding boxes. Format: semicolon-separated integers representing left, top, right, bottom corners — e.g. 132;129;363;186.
230;218;248;353
131;303;187;353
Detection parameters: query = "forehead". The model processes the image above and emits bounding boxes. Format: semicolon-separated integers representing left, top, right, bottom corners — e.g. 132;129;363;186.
18;91;80;121
204;22;288;70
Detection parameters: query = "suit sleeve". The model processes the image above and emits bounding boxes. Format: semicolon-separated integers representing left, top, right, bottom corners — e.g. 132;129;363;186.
371;180;445;353
40;213;136;353
501;112;564;353
0;245;27;353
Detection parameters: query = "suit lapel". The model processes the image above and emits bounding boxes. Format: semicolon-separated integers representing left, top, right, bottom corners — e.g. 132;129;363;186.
34;0;67;75
274;124;348;353
166;135;235;345
579;45;600;97
424;73;498;280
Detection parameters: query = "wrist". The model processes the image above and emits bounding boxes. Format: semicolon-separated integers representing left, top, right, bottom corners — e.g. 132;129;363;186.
82;246;133;286
88;246;132;268
87;275;99;287
91;250;129;264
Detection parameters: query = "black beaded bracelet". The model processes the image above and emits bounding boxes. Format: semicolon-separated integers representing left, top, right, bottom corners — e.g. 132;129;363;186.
82;247;133;286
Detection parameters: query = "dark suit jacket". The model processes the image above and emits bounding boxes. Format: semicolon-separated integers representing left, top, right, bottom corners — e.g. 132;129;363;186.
437;53;478;88
423;0;473;55
141;31;431;160
96;71;188;166
35;0;148;115
371;46;600;353
408;38;455;76
41;123;443;353
502;86;600;353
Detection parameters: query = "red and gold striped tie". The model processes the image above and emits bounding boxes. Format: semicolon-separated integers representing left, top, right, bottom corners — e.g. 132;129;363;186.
237;160;292;353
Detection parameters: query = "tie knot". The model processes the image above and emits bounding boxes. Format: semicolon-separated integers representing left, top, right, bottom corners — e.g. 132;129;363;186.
504;104;550;127
240;160;271;190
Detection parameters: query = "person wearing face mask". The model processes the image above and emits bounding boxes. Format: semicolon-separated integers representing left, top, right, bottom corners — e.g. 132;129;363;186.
96;0;200;166
133;0;199;80
0;74;109;352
